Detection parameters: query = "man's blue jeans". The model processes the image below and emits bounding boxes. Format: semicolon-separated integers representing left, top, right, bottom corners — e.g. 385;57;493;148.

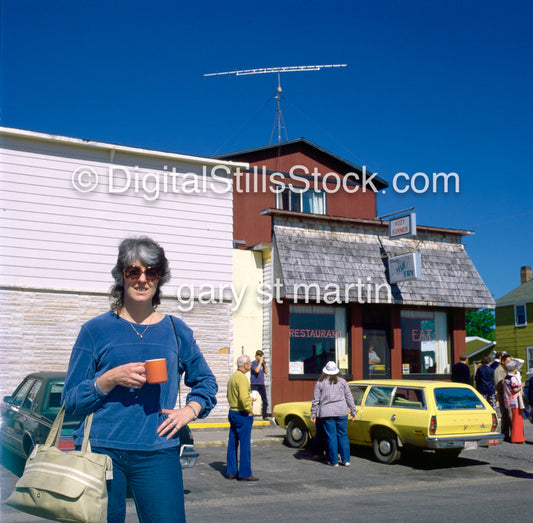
321;416;351;465
226;410;254;478
92;446;186;523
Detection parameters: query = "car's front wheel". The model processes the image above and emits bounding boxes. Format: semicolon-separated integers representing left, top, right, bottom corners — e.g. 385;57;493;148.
372;429;401;464
285;418;310;448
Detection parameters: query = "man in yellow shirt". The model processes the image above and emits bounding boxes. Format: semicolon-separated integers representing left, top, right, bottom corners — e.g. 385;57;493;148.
226;355;258;481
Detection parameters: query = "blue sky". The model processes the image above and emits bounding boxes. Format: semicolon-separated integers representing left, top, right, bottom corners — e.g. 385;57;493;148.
1;0;531;301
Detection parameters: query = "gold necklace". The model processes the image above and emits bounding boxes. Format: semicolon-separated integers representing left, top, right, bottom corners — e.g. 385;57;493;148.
123;311;154;339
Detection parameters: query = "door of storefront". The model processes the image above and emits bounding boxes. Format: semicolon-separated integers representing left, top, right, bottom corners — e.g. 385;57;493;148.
363;306;391;379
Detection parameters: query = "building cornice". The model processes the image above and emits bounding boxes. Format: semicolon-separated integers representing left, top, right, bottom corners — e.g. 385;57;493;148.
0;126;249;169
261;208;475;236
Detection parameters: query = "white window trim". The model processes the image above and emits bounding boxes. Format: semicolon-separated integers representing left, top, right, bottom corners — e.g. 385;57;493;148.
514;303;527;327
276;186;327;215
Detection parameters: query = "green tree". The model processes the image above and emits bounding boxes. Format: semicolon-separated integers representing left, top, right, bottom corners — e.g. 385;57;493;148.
465;309;495;341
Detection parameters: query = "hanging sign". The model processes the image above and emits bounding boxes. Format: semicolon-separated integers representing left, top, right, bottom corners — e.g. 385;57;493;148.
389;251;422;283
389;213;416;238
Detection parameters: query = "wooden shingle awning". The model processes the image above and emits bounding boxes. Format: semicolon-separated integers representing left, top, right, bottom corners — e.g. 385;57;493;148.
272;215;495;309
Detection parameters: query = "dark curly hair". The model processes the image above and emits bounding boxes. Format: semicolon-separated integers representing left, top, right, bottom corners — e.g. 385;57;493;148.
110;236;170;311
318;372;345;384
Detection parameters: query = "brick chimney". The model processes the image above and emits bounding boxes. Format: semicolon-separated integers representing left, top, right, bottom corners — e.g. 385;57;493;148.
521;266;532;284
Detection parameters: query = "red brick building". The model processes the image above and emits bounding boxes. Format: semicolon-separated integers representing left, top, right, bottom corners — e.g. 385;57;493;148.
218;138;494;407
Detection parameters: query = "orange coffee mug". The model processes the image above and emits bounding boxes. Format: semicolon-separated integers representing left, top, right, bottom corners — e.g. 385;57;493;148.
144;358;168;384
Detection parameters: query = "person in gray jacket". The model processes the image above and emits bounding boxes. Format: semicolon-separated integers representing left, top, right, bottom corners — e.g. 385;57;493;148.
310;361;357;467
494;353;512;440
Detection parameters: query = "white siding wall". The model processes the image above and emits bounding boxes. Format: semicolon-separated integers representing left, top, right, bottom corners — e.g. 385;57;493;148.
0;131;238;296
0;128;247;416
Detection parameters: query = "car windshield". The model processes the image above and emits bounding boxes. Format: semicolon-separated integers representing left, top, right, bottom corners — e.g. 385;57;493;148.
434;387;485;410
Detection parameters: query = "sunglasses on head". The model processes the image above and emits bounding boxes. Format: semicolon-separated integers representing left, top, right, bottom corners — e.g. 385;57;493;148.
123;265;161;282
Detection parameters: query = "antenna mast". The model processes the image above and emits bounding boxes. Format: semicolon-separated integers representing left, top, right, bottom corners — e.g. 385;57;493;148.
204;64;347;144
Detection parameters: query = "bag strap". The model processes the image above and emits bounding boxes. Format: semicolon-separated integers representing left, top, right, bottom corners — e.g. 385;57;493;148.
80;411;94;454
169;316;182;408
44;404;66;448
44;404;94;453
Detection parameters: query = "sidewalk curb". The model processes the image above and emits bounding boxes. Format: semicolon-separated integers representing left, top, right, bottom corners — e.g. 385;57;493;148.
190;418;285;449
189;419;271;430
194;435;284;449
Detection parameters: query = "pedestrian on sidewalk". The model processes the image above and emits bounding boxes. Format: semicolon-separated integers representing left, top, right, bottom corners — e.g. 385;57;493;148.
475;355;496;408
494;353;512;440
251;350;269;420
226;355;259;481
490;351;503;370
310;361;357;467
451;353;471;384
503;360;525;444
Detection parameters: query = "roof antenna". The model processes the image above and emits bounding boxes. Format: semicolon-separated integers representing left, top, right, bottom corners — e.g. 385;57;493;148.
271;71;287;145
204;64;347;145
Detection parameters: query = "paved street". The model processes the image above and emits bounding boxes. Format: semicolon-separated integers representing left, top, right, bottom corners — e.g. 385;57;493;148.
1;420;532;522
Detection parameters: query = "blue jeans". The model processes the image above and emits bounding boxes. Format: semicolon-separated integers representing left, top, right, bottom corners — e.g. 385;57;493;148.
321;416;351;465
92;447;185;523
226;410;253;478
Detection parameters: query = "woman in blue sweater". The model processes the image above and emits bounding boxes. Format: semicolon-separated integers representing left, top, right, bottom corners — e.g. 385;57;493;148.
63;237;218;523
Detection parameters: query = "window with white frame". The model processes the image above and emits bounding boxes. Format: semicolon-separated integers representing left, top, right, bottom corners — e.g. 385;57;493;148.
514;304;527;327
276;186;326;215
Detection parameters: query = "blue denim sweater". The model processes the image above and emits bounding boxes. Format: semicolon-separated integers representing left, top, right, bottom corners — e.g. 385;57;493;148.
62;311;218;450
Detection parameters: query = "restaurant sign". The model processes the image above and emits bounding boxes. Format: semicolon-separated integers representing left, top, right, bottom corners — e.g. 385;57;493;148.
389;251;422;283
389;213;416;239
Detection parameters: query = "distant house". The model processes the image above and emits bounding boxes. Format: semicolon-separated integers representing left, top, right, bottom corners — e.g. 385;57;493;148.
495;266;533;376
466;336;497;360
465;336;497;382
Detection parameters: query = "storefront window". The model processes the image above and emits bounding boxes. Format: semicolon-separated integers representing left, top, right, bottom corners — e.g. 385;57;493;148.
401;310;449;375
289;305;348;375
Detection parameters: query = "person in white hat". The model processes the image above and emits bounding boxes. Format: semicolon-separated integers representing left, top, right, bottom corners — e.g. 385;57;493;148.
310;361;357;467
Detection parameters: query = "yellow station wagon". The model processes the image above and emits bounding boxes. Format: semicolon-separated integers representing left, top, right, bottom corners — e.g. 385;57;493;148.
273;379;503;463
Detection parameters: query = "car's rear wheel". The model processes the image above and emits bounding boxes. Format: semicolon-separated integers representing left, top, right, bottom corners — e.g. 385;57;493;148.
372;429;400;464
285;418;310;448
